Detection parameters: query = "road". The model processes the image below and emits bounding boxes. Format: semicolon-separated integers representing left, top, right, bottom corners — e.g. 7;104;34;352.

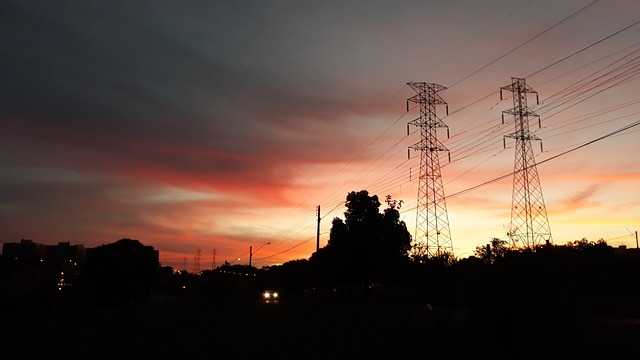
3;290;639;359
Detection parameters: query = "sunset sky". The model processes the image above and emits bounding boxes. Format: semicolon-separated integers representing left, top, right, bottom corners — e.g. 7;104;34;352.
1;0;639;270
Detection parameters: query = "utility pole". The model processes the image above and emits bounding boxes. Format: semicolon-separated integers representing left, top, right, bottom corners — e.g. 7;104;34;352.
628;227;639;249
500;77;552;249
406;81;454;258
316;205;321;252
211;249;217;269
249;242;270;268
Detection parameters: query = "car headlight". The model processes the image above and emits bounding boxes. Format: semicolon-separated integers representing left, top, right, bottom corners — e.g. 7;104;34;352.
263;290;279;299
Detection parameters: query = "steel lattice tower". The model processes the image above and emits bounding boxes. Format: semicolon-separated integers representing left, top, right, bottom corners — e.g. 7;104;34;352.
192;248;201;274
500;77;552;249
406;81;453;258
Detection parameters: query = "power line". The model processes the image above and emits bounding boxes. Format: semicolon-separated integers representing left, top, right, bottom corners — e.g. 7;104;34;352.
253;1;639;265
445;117;640;201
449;0;602;88
527;18;640;78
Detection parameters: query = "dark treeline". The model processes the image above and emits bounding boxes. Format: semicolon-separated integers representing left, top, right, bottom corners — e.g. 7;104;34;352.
2;190;640;316
2;190;640;357
2;189;640;319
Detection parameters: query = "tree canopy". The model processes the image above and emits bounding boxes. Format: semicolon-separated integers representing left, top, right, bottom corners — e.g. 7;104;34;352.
311;190;412;289
79;238;159;307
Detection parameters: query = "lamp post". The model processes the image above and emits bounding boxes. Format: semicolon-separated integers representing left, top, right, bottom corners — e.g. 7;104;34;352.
249;242;270;267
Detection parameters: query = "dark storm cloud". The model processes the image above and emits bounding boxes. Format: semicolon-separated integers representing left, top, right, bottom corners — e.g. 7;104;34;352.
0;1;403;194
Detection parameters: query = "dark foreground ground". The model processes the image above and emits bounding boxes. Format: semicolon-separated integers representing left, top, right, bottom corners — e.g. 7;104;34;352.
3;289;640;359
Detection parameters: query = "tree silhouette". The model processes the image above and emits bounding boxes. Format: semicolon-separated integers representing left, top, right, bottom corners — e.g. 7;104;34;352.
79;238;159;307
311;190;412;291
474;237;509;264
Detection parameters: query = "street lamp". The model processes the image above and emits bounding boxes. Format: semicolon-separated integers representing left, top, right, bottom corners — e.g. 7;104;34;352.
249;242;270;267
223;257;241;267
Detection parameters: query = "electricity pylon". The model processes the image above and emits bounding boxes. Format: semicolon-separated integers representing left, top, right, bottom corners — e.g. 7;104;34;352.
193;249;201;274
406;81;453;258
500;77;552;249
